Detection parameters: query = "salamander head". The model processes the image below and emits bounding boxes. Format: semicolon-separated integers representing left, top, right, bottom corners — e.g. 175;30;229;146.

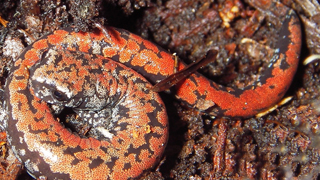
29;48;109;111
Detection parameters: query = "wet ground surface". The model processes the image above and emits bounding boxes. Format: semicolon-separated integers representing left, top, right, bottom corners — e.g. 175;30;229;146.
0;0;320;179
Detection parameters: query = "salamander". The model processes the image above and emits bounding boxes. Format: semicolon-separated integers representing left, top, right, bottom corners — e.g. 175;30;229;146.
5;8;301;180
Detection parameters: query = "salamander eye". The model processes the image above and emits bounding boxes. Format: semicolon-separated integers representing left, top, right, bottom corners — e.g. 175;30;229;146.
52;90;68;102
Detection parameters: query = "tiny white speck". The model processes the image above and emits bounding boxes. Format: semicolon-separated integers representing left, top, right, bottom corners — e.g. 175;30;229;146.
96;127;113;139
19;136;24;144
19;149;26;156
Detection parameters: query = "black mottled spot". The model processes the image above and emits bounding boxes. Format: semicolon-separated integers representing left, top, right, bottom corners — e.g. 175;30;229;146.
106;156;118;171
277;13;291;56
192;90;207;101
71;158;80;165
33;117;44;122
17;101;23;111
62;66;72;72
117;137;124;144
13;75;27;80
109;54;120;62
269;85;275;89
28;124;49;135
118;104;131;119
53;53;63;64
113;122;129;132
63;145;83;155
123;162;131;170
109;79;113;86
100;146;108;153
44;70;55;75
186;75;198;87
89;156;104;169
124;144;153;163
146;101;166;128
53;137;64;147
40;50;49;60
81;57;90;66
